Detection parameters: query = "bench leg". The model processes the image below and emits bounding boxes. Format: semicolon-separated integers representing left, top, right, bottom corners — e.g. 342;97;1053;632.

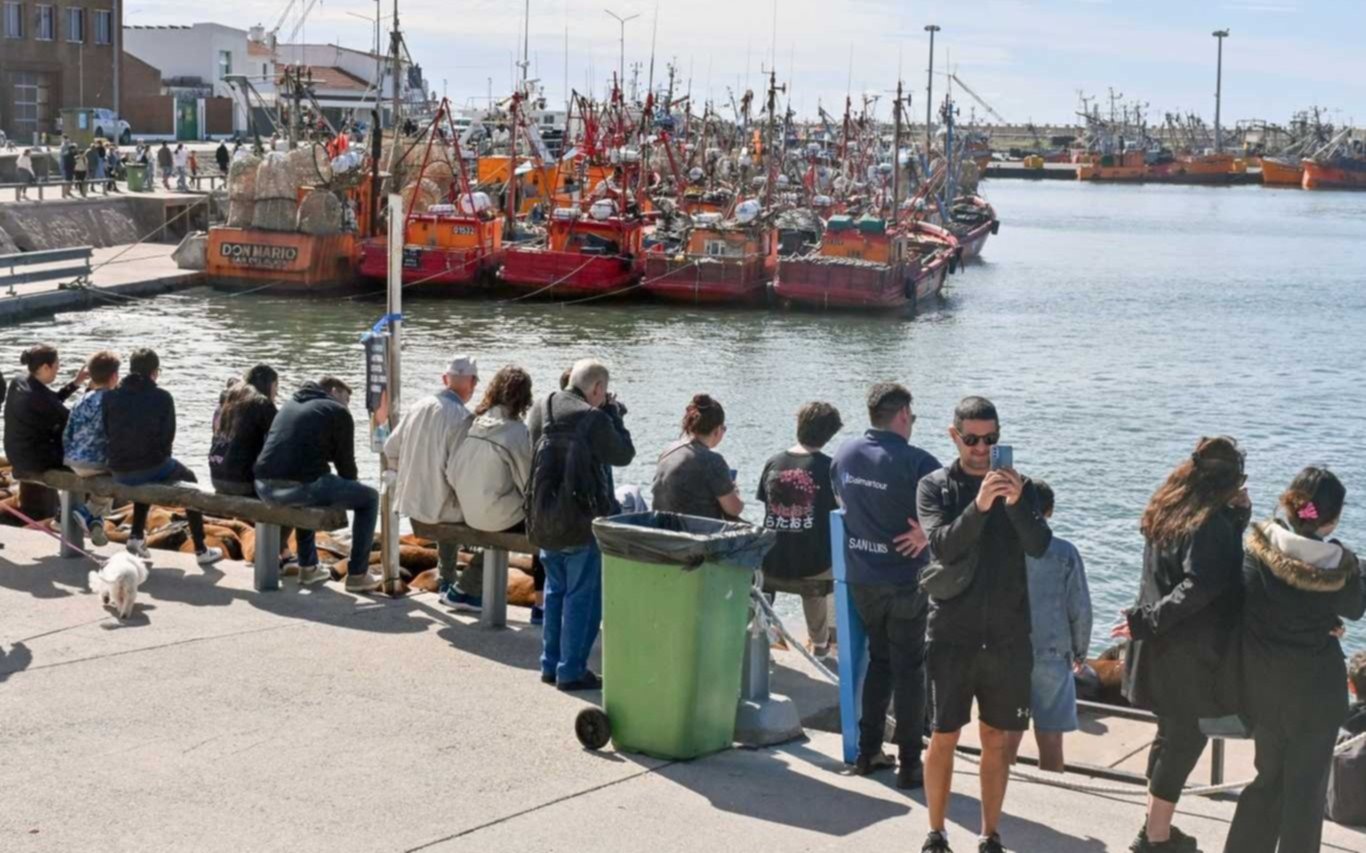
480;548;509;629
59;490;85;558
254;523;282;592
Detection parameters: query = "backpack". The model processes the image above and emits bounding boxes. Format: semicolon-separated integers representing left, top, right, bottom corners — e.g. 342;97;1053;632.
524;393;608;551
1326;732;1366;827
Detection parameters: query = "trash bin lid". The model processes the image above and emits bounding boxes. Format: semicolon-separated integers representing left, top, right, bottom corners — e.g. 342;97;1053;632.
592;511;775;571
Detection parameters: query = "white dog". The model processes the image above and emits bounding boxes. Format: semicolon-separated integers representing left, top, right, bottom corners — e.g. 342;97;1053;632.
89;552;150;619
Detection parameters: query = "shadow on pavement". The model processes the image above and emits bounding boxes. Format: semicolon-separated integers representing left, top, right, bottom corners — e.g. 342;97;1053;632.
944;787;1109;853
0;553;85;599
0;641;33;682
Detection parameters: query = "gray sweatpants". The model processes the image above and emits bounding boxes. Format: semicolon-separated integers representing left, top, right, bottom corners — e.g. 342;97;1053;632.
437;543;484;597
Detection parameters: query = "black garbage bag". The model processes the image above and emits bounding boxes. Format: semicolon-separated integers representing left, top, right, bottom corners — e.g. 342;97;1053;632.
592;512;776;571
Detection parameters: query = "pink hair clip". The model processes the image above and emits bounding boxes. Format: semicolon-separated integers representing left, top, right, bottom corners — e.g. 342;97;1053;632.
1297;502;1319;521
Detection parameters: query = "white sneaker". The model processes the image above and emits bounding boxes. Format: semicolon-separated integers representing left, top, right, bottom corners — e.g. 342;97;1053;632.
344;571;384;593
298;564;331;586
195;547;224;567
126;538;151;560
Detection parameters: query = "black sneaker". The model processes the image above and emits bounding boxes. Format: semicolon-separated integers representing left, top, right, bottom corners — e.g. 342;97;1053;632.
978;833;1007;853
854;750;895;776
922;831;953;852
1130;827;1200;853
557;671;602;692
896;758;924;790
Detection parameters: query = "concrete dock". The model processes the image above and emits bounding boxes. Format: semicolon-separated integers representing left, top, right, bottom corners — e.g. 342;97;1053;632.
0;243;199;324
2;525;1363;852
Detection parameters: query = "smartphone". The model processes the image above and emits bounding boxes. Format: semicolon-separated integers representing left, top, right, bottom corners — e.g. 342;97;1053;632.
990;444;1014;471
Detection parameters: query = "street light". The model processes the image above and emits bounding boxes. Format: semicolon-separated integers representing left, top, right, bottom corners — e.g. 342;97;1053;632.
1212;28;1229;153
604;8;639;96
924;24;940;163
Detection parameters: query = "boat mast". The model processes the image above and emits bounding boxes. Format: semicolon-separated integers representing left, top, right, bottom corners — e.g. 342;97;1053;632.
892;78;902;220
923;24;939;172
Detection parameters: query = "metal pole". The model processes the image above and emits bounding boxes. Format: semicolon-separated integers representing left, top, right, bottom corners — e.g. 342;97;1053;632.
605;10;639;101
380;191;404;596
1211;737;1226;785
1212;29;1229;154
924;25;939;168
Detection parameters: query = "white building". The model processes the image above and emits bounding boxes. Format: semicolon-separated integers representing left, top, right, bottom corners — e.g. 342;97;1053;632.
123;23;263;133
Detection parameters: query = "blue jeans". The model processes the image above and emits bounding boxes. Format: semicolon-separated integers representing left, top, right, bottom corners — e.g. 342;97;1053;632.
540;540;603;683
115;458;206;550
255;475;378;576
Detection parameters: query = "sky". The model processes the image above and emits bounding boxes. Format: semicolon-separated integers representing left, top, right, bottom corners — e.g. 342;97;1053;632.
125;0;1366;126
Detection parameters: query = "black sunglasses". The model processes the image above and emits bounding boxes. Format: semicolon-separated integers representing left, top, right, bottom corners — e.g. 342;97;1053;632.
960;432;1000;447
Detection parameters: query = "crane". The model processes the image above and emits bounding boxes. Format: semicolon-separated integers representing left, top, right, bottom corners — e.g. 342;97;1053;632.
266;0;324;53
936;71;1007;125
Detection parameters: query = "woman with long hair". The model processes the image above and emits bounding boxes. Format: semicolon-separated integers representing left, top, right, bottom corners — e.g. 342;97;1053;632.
1118;436;1250;852
651;394;742;520
1224;468;1363;853
449;366;545;622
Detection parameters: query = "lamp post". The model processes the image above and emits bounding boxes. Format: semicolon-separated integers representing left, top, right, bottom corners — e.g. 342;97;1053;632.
1212;28;1229;153
924;24;940;166
604;8;639;94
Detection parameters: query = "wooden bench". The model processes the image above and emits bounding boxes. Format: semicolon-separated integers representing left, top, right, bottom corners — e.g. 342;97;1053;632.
1;247;93;295
410;521;534;629
25;469;348;592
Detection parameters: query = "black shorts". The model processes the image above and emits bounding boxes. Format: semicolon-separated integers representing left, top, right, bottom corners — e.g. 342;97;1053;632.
927;641;1033;733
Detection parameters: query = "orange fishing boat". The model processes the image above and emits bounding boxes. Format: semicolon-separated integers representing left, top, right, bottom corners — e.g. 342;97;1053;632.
1259;156;1304;187
497;201;644;299
642;204;776;305
357;194;504;290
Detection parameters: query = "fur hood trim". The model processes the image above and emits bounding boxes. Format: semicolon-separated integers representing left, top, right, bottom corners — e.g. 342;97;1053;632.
1247;521;1358;593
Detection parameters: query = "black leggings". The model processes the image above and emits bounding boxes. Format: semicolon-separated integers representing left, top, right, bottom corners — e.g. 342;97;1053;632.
127;462;207;553
1146;715;1208;802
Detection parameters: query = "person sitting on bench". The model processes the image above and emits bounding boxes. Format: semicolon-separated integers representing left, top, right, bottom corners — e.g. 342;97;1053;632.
103;348;223;566
3;344;94;527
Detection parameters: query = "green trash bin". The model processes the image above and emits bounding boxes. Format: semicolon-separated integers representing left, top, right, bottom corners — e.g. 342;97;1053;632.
125;163;147;192
590;512;775;760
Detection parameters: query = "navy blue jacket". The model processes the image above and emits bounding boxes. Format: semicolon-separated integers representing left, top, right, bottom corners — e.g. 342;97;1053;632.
830;429;941;586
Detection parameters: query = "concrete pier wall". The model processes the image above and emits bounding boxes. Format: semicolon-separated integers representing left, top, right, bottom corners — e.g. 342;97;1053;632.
0;196;209;253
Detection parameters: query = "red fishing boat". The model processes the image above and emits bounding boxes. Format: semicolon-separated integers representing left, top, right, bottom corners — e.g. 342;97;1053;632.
497;200;644;299
357;194;504;290
774;215;958;314
642;204;776;305
948;195;999;261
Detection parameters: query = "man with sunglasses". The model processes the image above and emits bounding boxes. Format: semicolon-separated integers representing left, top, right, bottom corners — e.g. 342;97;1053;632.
830;382;941;790
916;396;1053;853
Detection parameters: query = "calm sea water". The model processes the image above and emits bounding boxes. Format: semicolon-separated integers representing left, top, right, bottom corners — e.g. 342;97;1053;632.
6;179;1366;654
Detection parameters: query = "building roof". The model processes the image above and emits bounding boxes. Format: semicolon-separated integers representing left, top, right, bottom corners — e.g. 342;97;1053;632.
275;64;371;92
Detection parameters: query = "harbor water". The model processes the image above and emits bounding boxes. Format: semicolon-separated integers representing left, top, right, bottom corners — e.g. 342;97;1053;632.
6;179;1366;655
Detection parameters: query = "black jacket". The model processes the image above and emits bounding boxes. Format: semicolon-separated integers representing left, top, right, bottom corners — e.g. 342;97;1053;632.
3;375;79;474
916;460;1052;646
1122;505;1247;718
527;388;636;512
209;395;278;486
1239;521;1364;732
215;144;230;173
254;382;357;483
103;373;176;474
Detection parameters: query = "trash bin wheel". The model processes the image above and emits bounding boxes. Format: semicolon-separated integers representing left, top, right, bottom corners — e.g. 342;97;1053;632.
575;708;611;750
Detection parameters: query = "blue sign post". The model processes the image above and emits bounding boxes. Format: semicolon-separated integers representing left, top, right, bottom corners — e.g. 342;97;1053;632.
830;509;869;766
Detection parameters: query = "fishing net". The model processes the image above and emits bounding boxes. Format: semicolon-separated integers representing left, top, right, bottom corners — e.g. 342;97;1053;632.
227;198;256;228
227;152;261;201
297;189;344;235
288;144;333;189
958;161;982;195
255;152;298;201
251;197;299;232
400;178;441;215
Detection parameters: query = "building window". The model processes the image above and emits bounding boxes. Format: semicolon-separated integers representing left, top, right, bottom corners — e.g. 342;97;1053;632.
218;50;232;80
35;4;53;39
65;6;82;42
3;2;23;39
92;9;110;44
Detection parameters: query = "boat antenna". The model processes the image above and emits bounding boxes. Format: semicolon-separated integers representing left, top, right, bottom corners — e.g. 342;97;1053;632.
647;0;660;105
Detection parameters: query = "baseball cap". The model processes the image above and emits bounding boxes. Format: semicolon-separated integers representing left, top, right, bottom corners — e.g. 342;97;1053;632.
445;355;478;377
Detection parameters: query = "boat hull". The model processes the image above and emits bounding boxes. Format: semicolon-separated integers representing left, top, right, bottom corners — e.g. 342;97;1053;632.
641;255;770;304
357;240;497;288
1260;157;1304;187
498;250;639;299
205;227;360;294
1302;160;1366;191
774;256;947;313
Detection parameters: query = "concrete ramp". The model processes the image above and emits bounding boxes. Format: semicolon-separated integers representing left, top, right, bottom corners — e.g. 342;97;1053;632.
0;198;142;251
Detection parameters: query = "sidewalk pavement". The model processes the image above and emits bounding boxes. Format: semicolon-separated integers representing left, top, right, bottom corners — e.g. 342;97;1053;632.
1;525;1362;852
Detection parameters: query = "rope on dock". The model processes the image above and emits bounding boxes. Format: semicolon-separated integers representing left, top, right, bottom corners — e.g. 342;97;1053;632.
750;592;1366;799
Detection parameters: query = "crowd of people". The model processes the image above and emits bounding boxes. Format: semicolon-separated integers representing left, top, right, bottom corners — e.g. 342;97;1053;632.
1;345;1363;853
8;137;242;200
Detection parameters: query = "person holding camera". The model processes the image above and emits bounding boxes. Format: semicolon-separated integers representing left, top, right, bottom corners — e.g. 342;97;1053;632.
916;396;1052;853
1116;436;1249;852
526;359;635;692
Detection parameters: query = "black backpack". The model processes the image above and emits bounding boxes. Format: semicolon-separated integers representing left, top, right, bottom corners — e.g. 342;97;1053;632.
524;393;608;551
1327;732;1366;827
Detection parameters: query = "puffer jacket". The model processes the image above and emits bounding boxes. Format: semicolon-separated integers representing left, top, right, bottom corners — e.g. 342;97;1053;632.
1240;520;1364;732
450;405;533;532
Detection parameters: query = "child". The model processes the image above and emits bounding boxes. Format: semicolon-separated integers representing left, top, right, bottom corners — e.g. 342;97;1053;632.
61;351;121;547
1347;651;1366;736
755;401;843;658
1006;480;1092;772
